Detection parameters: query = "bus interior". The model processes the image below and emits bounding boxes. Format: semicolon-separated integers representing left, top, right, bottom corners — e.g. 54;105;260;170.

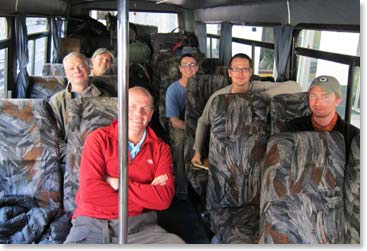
0;0;361;246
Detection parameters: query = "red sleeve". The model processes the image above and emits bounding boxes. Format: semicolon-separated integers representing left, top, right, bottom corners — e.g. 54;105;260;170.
78;131;118;209
128;143;175;210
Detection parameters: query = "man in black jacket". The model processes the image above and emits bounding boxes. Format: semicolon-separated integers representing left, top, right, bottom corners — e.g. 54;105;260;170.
283;75;359;158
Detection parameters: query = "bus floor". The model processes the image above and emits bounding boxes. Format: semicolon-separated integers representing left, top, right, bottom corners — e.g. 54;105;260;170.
157;184;213;244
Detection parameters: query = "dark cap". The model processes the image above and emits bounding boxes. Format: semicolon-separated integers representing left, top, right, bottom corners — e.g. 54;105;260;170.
309;75;341;97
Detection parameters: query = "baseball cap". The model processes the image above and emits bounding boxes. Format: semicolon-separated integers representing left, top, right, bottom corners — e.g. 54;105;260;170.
309;75;341;97
91;48;115;62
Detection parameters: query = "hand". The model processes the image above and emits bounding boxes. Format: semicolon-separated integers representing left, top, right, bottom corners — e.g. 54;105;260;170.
106;176;119;191
151;174;168;186
191;151;202;165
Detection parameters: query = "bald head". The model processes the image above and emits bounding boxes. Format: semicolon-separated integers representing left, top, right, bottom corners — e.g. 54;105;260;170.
129;86;154;110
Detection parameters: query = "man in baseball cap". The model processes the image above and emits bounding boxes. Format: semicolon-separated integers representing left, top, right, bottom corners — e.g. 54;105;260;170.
283;75;359;158
91;48;115;76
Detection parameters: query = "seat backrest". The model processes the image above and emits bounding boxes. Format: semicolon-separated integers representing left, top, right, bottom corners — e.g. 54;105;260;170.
260;131;346;244
0;99;65;243
184;73;229;196
344;132;360;243
41;63;65;77
27;76;66;100
0;99;61;206
269;92;311;135
207;93;269;210
63;97;118;215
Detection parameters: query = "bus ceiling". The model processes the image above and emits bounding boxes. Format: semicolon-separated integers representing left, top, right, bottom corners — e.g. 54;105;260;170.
0;0;360;28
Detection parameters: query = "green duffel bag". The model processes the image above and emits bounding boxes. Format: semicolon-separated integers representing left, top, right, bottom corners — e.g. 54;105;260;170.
129;41;151;64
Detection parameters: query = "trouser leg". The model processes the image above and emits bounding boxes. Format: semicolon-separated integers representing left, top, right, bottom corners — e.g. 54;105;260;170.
64;216;110;244
111;211;185;244
169;128;188;196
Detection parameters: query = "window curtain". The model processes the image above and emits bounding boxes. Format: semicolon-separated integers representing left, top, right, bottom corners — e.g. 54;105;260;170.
15;15;29;98
51;17;62;63
273;25;294;82
196;22;207;56
219;22;232;66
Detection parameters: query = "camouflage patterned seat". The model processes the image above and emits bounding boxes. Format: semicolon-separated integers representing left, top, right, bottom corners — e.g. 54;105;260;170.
63;97;118;215
269;92;311;136
27;76;66;100
41;63;65;77
0;99;69;243
207;93;269;243
260;131;346;244
344;132;360;243
184;73;229;197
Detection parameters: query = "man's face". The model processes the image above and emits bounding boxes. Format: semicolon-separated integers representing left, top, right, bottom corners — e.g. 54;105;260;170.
308;85;342;118
228;57;253;88
92;52;113;76
64;55;90;86
128;89;154;135
179;56;198;79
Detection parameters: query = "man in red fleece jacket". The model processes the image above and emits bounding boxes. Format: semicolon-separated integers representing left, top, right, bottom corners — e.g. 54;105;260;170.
64;86;184;244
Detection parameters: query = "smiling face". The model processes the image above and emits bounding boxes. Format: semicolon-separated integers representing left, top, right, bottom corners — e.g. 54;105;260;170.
179;56;198;80
128;87;154;143
64;54;90;87
228;57;253;88
91;52;113;76
308;85;342;119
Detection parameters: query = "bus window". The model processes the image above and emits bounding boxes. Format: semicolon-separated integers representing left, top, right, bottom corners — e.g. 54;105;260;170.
297;30;360;56
129;12;178;33
351;66;360;128
207;24;220;58
232;25;274;76
0;17;8;98
26;17;48;75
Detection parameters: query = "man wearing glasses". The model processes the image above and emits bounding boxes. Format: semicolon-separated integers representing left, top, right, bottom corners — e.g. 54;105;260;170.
191;53;301;166
166;53;199;200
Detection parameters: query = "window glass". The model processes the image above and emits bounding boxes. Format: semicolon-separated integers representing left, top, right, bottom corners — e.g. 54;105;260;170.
27;17;48;34
350;66;360;128
207;24;220;35
0;48;7;98
232;25;274;43
35;38;47;75
27;38;47;76
129;12;178;33
27;40;35;75
0;17;8;40
232;42;252;59
207;37;219;58
258;48;274;77
90;10;178;33
297;30;360;57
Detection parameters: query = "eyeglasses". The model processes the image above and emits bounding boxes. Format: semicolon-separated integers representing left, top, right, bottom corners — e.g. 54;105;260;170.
229;67;251;73
180;63;197;68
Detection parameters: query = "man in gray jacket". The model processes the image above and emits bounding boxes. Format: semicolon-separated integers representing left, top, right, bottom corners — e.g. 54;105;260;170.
191;53;301;165
49;52;113;167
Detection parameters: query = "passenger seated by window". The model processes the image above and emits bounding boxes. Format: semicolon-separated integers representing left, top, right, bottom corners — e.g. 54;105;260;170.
64;87;185;244
166;53;199;199
90;48;115;76
282;75;359;158
49;52;114;167
191;53;300;165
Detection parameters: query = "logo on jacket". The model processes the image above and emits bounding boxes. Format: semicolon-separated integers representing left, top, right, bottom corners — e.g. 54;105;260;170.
146;159;153;165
